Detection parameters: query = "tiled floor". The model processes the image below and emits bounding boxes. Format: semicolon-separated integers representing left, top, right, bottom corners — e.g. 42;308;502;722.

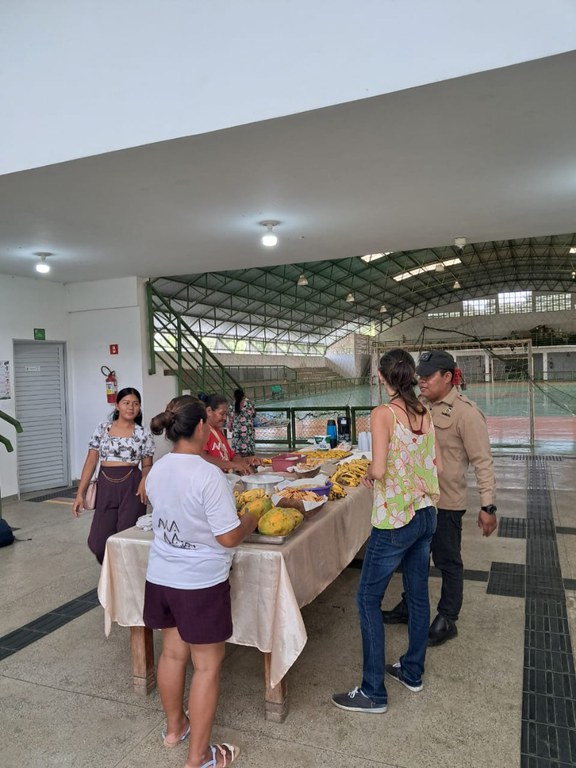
1;452;575;767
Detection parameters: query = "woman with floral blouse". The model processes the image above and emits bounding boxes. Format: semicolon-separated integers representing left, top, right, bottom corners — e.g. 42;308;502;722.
229;388;256;457
72;387;155;563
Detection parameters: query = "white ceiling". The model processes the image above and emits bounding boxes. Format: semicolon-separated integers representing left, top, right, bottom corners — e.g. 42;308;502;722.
0;51;575;285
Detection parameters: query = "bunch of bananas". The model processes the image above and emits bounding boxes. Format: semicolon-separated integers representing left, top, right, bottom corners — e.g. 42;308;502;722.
234;487;266;510
328;481;347;501
330;458;370;487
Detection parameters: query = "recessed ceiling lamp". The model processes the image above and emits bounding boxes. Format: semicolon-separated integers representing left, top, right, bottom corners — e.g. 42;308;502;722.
346;293;355;303
260;220;280;247
35;252;51;274
435;263;445;273
570;247;576;254
379;304;387;313
453;280;461;289
297;274;308;287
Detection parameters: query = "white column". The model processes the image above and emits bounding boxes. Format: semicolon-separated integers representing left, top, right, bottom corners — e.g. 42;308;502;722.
542;351;548;381
484;352;491;383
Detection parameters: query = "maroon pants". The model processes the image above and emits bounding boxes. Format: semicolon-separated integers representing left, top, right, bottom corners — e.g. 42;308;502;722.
87;465;146;564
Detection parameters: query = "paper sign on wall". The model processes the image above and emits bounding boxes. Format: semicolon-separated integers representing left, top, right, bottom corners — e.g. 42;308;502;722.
0;360;11;400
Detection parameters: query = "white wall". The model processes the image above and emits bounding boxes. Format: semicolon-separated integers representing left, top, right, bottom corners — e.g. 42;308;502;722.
0;275;69;496
326;333;371;378
2;0;575;173
0;275;173;499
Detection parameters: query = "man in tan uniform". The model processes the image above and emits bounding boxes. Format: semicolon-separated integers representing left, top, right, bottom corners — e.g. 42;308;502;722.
383;350;497;645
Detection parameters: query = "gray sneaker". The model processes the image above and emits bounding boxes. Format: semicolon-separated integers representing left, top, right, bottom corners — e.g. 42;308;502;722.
385;662;423;692
331;686;388;713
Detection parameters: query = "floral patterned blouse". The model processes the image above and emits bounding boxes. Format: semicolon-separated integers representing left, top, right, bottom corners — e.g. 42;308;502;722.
229;397;256;456
88;422;156;463
372;406;439;530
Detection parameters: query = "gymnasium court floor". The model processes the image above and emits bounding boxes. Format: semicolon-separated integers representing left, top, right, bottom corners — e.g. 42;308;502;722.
1;443;575;768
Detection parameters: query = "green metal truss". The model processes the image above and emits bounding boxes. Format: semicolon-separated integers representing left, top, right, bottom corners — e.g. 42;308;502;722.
150;233;576;353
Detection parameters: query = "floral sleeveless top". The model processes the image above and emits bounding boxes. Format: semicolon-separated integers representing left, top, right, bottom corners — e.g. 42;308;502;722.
372;405;440;530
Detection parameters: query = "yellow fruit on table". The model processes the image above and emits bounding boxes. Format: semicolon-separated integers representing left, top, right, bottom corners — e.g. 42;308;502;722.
258;507;303;536
238;496;272;519
235;487;266;510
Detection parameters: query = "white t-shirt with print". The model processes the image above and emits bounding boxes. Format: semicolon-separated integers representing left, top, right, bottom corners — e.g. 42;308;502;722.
145;452;240;589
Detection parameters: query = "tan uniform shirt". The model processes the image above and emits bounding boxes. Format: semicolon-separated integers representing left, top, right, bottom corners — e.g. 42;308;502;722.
425;386;496;510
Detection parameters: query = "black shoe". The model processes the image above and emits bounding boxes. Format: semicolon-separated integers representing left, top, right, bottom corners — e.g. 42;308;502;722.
382;598;409;624
428;614;458;646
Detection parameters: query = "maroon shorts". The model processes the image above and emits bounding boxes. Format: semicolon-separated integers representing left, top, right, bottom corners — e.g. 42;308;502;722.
143;579;232;644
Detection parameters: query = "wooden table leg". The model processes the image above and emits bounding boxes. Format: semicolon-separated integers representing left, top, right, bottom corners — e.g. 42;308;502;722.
263;652;288;722
130;626;156;695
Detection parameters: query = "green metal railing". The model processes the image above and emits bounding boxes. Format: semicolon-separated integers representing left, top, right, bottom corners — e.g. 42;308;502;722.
147;283;240;396
253;405;376;450
245;376;369;405
0;410;23;518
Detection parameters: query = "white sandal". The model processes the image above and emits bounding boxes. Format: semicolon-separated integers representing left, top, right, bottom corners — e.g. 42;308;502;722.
200;743;241;767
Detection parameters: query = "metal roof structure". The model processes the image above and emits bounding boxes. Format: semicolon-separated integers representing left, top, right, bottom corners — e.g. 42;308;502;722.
151;233;576;353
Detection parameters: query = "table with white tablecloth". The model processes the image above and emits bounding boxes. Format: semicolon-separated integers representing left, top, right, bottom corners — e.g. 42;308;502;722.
97;484;372;721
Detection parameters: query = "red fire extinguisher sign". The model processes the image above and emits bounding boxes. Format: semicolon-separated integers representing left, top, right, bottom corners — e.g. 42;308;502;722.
101;365;118;404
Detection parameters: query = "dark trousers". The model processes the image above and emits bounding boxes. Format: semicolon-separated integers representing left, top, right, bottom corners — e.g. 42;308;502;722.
87;466;146;564
430;508;465;622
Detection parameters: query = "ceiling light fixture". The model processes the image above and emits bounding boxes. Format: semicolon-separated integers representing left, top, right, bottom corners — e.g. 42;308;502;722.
454;236;467;253
346;293;355;303
453;280;461;289
297;274;308;287
435;263;445;273
35;252;51;274
379;304;387;313
260;220;280;247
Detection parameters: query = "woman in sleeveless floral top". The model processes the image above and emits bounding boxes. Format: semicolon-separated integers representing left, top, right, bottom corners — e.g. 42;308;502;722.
332;348;440;714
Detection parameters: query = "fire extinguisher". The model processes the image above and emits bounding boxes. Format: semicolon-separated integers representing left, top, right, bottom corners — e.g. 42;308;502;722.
101;365;118;404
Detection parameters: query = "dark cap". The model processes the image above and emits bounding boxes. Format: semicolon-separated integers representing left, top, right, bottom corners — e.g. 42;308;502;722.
416;350;456;377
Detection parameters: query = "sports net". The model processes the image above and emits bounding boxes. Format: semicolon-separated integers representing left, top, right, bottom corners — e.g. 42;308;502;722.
372;329;576;451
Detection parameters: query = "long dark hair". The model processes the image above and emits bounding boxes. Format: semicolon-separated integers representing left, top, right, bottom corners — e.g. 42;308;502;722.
112;387;143;425
378;349;426;416
150;396;206;442
234;388;245;414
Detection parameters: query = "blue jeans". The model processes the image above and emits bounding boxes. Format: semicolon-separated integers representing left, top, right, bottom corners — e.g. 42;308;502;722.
357;506;437;704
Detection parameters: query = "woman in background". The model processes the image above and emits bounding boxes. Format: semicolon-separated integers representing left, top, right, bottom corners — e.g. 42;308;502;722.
72;387;155;563
229;388;257;457
200;393;259;475
144;395;257;767
332;348;439;713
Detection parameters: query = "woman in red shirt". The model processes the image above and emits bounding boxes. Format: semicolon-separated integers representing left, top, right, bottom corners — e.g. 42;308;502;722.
200;394;260;475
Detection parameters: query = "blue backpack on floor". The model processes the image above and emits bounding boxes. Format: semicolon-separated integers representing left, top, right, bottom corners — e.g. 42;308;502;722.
0;518;15;547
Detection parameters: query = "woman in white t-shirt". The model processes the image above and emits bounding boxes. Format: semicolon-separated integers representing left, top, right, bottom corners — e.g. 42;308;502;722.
144;395;257;768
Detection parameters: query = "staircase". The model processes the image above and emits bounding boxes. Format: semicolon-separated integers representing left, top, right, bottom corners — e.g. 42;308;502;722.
295;366;345;384
147;284;240;396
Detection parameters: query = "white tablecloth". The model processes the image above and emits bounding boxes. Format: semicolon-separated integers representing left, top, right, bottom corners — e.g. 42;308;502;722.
98;485;372;687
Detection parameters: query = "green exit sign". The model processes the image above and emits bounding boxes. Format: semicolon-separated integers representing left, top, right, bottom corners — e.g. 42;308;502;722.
33;328;46;341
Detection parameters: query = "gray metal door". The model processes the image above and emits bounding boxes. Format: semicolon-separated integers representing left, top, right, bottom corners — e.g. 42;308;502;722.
13;342;69;492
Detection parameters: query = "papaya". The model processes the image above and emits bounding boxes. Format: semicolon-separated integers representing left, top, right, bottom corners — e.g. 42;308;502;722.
258;507;303;536
238;495;272;520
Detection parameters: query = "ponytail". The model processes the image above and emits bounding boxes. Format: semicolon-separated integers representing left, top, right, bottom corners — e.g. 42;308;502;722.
378;349;426;416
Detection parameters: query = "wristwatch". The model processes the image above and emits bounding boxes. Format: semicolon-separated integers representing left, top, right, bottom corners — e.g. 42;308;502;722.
481;505;497;514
